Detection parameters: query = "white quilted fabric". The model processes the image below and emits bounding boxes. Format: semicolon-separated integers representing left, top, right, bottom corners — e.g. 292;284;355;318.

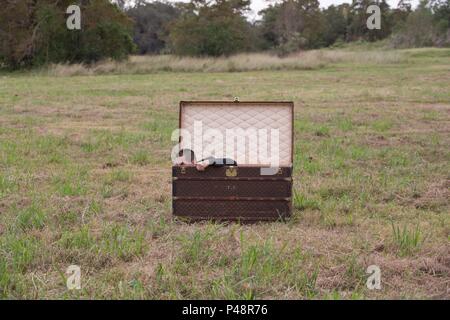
180;103;292;166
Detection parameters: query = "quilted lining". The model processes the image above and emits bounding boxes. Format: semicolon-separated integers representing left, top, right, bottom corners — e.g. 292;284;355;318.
180;103;292;166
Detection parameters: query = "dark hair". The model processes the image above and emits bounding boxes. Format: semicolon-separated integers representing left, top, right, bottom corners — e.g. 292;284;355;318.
179;148;196;162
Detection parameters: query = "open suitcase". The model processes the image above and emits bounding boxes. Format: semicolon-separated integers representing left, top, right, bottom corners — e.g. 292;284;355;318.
172;101;294;221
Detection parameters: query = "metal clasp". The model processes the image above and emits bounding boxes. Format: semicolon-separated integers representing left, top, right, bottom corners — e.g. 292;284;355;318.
225;167;237;177
180;167;186;174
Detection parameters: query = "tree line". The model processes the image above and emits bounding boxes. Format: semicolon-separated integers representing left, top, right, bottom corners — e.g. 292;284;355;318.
1;0;449;69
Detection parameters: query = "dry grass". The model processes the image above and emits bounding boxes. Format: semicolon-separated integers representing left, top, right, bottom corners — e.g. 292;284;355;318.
45;49;407;76
0;47;449;299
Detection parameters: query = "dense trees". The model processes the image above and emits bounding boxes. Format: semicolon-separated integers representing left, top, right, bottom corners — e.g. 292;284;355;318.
169;0;254;56
0;0;134;69
271;0;325;53
127;1;179;54
321;4;349;46
390;0;450;47
256;0;448;52
1;0;449;68
256;0;395;53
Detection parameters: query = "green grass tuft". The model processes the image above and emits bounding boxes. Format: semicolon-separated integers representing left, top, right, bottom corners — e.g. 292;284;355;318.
391;222;424;256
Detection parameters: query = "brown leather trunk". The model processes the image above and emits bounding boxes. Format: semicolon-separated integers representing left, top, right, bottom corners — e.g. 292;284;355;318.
172;166;292;221
172;100;294;221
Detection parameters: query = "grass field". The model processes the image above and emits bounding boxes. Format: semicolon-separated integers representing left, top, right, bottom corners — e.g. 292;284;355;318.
0;47;449;299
